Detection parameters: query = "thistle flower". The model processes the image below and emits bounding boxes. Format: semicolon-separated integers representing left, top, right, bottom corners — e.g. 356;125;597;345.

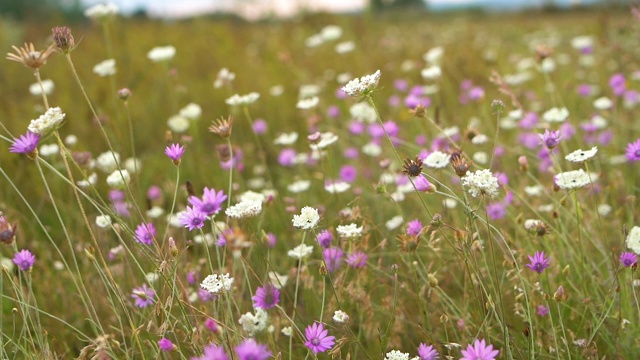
158;338;175;352
417;343;439;360
51;26;75;53
131;284;155;308
323;247;344;272
304;322;335;354
12;249;35;271
193;343;229;360
539;129;562;149
252;285;280;309
165;143;185;165
6;42;56;69
345;251;368;268
460;339;499;360
526;251;551;273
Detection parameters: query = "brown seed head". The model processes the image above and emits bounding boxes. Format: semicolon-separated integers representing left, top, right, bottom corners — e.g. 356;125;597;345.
450;151;472;177
397;234;420;252
535;44;553;63
0;212;17;245
209;116;234;138
554;285;567;302
409;103;427;118
402;156;423;177
6;42;56;69
52;26;75;53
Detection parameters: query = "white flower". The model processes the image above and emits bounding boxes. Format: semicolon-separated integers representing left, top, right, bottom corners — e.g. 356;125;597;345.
362;142;382;157
273;132;298;145
424;46;444;65
28;107;65;135
145;272;160;283
288;180;311;193
93;59;116;77
179;103;202;120
571;35;593;50
292;206;320;230
320;25;342;41
238;308;268;336
147;46;176;62
95;215;111;228
29;79;54;96
461;169;500;198
305;34;324;48
64;134;78;146
167;115;190;133
213;68;235;88
421;65;442;80
597;204;612;217
225;200;262;219
39;143;59;157
297;96;319;110
565;146;598;162
201;273;234;294
268;271;288;289
471;134;489;144
524;219;545;231
423;151;451;169
194;233;215;246
335;41;355;54
225;92;260;106
239;190;266;203
281;326;292;336
146;206;165;219
472;151;488;165
287;244;314;259
96;151;120;173
540;58;556;73
77;172;97;188
524;185;543;197
593;97;613;110
325;181;350;194
390;190;405;202
310;132;339;151
106;169;130;189
554;169;595;190
349;102;377;123
385;350;410;360
385;215;404;231
336;223;363;239
269;85;284;96
333;310;349;323
299;84;321;98
626;226;640;254
124;157;141;174
342;70;381;97
0;257;14;272
84;2;119;18
443;198;457;208
542;107;569;123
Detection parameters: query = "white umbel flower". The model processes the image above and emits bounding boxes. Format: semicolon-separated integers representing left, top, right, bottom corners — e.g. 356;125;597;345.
84;2;119;18
554;169;595;190
542;107;569;122
565;146;598;163
423;151;451;169
335;41;355;54
310;132;339;150
147;46;176;62
238;308;268;336
179;103;202;120
287;180;311;193
461;169;500;198
424;46;444;65
385;350;410;360
349;102;377;123
287;244;314;259
325;181;350;194
29;79;54;96
292;206;320;230
28;107;65;135
296;96;320;110
593;97;613;110
268;271;288;289
96;151;120;173
273;132;298;145
95;215;111;228
225;200;262;219
167;115;190;133
225;92;260;106
213;68;235;88
385;215;404;231
333;310;349;323
342;70;381;97
93;59;116;77
626;226;640;254
336;223;363;239
320;25;343;41
421;65;442;80
201;273;234;294
106;169;130;189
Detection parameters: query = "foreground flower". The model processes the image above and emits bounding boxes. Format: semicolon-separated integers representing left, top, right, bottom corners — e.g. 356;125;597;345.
333;310;349;323
27;107;65;135
13;249;35;271
252;285;280;309
10;131;40;156
134;223;156;245
158;338;175;352
554;169;594;190
526;251;551;273
6;42;56;69
385;350;410;360
341;70;381;97
461;169;500;198
418;343;439;360
292;206;320;230
192;343;229;360
619;252;637;267
626;226;640;254
131;284;155;308
238;308;268;336
539;129;562;149
189;187;227;216
460;339;499;360
201;273;234;294
565;146;598;162
225;200;262;219
235;339;271;360
304;322;335;354
165;143;185;164
177;206;207;231
336;223;363;239
626;139;640;161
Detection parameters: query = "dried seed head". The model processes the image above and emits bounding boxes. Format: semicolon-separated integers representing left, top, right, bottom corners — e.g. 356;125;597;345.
0;212;17;245
397;234;420;252
402;156;423;177
450;151;472;177
409;103;427;118
6;42;56;69
535;44;553;63
118;88;131;101
554;285;567;302
52;26;75;53
209;116;233;138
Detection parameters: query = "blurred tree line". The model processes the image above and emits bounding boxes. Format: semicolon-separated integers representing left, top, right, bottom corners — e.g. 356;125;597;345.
0;0;85;20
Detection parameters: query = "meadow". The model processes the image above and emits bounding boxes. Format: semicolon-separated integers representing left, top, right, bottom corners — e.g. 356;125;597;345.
0;4;639;359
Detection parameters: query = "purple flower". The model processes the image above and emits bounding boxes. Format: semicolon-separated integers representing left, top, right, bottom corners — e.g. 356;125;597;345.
486;202;507;221
165;143;185;162
10;131;40;155
192;343;229;360
539;129;562;150
406;219;423;237
620;252;637;267
252;118;268;134
460;339;499;360
304;322;335;354
340;165;357;183
12;249;35;271
414;175;434;192
147;185;162;200
109;190;126;202
316;230;333;248
113;200;130;217
235;339;271;360
278;148;297;167
135;223;156;245
189;187;227;216
626;139;640;162
158;338;175;351
205;318;220;333
344;147;359;159
323;247;344;273
252;284;280;309
526;251;551;274
610;73;626;96
417;343;439;360
131;284;155;308
348;121;365;135
266;232;276;247
345;251;368;269
327;105;340;118
178;206;207;231
537;305;549;317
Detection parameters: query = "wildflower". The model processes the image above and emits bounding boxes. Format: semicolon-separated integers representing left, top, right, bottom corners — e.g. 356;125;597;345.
554;285;567;302
209;116;234;138
225;92;260;106
167;115;189;133
350;102;377;123
147;46;176;62
179;103;201;120
131;284;155;308
554;169;594;190
418;343;439;360
200;273;234;294
0;213;17;244
539;129;562;149
323;247;344;272
325;181;350;194
537;305;549;317
626;226;640;254
626;139;640;161
273;132;298;145
333;310;349;323
93;59;116;76
205;319;219;333
235;339;271;360
51;26;75;53
345;251;368;268
337;223;363;239
402;157;424;177
213;67;235;88
310;132;339;151
620;252;638;267
461;169;500;198
414;175;435;192
542;107;569;123
287;244;314;259
158;338;175;352
297;96;320;110
292;206;320;230
106;169;130;189
95;215;111;229
6;42;56;69
187;188;226;217
84;2;119;18
304;322;335;354
406;219;423;237
238;308;268;336
27;107;65;135
342;70;381;97
134;223;155;245
177;206;207;231
165;143;185;164
526;251;550;273
29;79;54;96
565;146;598;162
12;249;35;271
192;343;229;360
460;339;499;360
450;152;472;177
252;285;280;309
10;131;40;158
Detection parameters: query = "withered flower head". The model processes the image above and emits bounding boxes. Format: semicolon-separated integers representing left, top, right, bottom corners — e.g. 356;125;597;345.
215;144;232;162
535;44;553;63
6;42;56;69
402;156;423;177
450;151;472;177
464;128;479;142
409;103;427;118
397;234;420;252
0;212;18;244
209;116;233;138
51;26;75;53
72;151;93;167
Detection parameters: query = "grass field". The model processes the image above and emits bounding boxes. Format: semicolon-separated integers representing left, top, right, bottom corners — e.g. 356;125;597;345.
1;6;639;359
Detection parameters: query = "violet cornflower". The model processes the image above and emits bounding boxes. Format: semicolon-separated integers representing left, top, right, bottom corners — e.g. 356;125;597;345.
165;143;185;164
158;338;175;351
526;251;551;274
323;247;344;273
252;284;280;310
620;252;637;267
414;175;434;192
131;284;155;308
625;139;640;162
417;343;439;360
192;343;229;360
134;223;156;245
188;187;227;216
177;206;206;231
539;129;562;150
235;339;271;360
345;251;368;269
316;229;333;248
12;249;35;271
460;339;499;360
304;322;335;354
537;305;549;317
10;131;40;156
406;219;423;237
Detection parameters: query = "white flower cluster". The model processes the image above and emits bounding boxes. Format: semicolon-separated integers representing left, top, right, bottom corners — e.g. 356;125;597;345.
310;132;338;151
274;132;298;145
461;169;500;198
325;181;350;194
287;244;314;259
93;59;116;77
554;169;595;190
179;103;202;120
84;2;119;19
342;70;381;97
333;310;349;323
384;350;411;360
200;273;234;294
225;92;260;106
29;79;54;96
565;146;598;163
626;226;640;254
147;46;176;62
106;169;130;189
28;107;65;135
268;271;288;289
336;223;363;239
167;115;189;133
349;102;377;123
95;215;111;229
292;206;320;230
296;96;320;110
213;68;235;88
423;151;451;169
225;200;262;219
96;151;120;173
238;308;268;336
542;107;569;122
287;180;311;193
